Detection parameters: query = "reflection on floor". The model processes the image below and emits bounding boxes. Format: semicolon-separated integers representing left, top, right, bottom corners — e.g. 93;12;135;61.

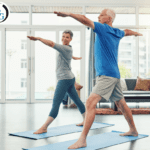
0;103;149;150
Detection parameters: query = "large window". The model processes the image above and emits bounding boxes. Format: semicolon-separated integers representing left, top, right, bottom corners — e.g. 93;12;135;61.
6;31;27;101
139;29;150;78
0;31;1;100
85;28;90;99
34;31;56;100
1;5;150;102
139;7;150;26
21;59;27;68
118;31;136;78
32;6;83;25
21;40;27;50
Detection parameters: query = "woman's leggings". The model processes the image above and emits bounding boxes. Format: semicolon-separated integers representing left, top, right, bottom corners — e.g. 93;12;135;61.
62;92;69;104
49;77;85;119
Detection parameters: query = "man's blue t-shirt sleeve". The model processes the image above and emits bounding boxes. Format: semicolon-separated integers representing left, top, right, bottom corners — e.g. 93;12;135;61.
93;21;125;39
119;29;125;39
93;22;106;35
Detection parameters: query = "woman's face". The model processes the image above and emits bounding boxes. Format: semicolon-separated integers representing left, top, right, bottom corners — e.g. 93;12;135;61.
62;33;72;45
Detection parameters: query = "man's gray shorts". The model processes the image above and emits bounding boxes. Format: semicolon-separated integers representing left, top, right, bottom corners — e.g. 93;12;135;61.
92;75;124;102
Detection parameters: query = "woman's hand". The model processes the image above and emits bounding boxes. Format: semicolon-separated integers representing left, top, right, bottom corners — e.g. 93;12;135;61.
72;56;82;60
27;36;40;41
76;57;82;60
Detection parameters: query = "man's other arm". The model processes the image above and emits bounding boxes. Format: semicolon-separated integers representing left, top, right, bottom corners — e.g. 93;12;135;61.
124;29;143;36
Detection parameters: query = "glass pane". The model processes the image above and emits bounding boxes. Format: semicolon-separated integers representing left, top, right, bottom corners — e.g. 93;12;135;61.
35;31;56;100
32;6;83;25
86;7;136;26
0;6;29;25
113;14;135;26
85;28;90;100
59;31;81;83
139;7;150;26
118;29;136;79
6;31;27;101
139;29;150;78
139;14;150;26
0;31;1;100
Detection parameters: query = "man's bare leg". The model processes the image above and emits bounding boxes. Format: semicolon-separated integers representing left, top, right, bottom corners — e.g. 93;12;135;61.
68;93;102;149
33;116;54;134
115;98;138;136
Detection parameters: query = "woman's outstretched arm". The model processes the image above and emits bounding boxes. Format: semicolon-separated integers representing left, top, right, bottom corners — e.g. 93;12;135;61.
27;36;55;47
27;36;72;60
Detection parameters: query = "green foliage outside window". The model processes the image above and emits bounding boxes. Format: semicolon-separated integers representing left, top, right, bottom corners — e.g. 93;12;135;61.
118;62;132;78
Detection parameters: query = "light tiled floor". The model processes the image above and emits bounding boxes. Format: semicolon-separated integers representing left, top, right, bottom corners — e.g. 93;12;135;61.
0;103;149;150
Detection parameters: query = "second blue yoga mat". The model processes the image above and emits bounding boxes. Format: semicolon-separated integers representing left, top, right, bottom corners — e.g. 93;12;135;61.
9;122;113;140
22;130;148;150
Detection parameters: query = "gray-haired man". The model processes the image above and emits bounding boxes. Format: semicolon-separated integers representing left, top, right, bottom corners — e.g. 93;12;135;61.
54;9;142;149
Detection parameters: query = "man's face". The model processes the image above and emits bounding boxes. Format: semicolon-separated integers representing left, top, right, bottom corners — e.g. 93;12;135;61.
62;33;72;45
98;9;112;24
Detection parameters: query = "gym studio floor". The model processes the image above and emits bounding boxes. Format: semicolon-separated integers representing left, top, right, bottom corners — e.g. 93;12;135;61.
0;103;150;150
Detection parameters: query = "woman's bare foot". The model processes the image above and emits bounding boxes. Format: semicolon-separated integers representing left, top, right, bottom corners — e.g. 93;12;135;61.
120;130;138;136
76;121;84;126
33;127;47;134
68;138;87;149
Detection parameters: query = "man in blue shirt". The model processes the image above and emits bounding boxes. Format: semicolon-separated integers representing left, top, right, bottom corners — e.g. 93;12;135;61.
54;9;142;149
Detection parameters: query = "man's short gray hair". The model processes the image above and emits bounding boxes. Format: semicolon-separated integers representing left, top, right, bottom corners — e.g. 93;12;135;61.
105;9;116;23
63;30;73;39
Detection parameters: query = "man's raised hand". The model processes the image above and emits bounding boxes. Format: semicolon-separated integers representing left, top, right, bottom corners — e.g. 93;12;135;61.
27;36;39;41
135;32;143;36
54;11;71;17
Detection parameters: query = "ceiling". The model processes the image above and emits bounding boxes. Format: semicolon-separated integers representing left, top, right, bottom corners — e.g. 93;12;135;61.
2;0;150;5
7;6;150;14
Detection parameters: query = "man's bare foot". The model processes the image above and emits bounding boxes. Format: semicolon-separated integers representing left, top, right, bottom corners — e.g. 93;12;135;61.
68;139;87;149
120;130;138;136
76;121;84;126
33;127;47;134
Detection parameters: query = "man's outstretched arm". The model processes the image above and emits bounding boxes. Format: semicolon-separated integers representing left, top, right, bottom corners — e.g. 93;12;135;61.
54;11;95;29
124;29;143;36
27;36;55;47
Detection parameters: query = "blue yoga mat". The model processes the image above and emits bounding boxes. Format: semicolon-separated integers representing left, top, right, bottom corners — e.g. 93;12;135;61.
9;122;113;140
22;130;148;150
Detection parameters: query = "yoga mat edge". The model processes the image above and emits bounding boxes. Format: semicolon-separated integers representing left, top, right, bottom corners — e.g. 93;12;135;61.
9;122;113;140
22;130;149;150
